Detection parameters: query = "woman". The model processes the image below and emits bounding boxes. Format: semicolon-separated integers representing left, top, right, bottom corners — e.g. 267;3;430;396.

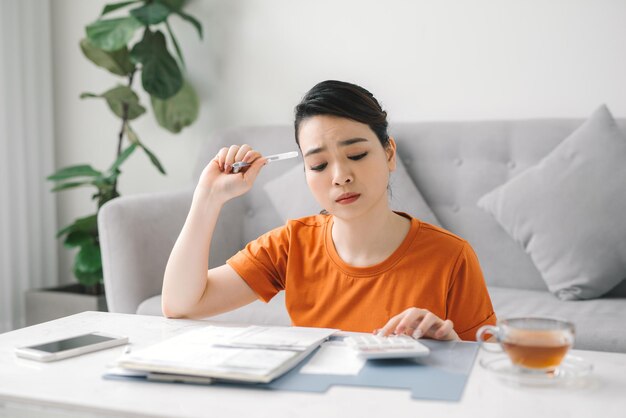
162;80;496;341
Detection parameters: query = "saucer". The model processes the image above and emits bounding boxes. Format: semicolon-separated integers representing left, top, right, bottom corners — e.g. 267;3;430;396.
479;354;593;387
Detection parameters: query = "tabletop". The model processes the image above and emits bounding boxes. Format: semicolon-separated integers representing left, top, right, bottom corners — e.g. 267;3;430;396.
1;311;625;418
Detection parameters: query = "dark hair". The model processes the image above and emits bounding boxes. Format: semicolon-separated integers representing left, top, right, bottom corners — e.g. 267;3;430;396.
294;80;390;148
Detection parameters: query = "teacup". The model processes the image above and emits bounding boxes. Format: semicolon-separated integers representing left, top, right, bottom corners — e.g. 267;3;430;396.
476;317;575;373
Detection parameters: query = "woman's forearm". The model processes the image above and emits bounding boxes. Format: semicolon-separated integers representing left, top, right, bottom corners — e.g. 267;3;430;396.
161;145;266;318
161;187;224;318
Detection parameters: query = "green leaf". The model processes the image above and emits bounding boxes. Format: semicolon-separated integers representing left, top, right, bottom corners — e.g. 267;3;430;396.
151;79;198;133
64;230;93;248
109;142;138;172
73;267;103;287
165;20;185;69
140;142;167;175
56;214;98;238
123;126;167;175
86;17;143;52
47;165;102;181
130;30;183;99
73;241;103;286
130;2;171;25
92;173;116;188
176;10;202;39
101;85;146;120
101;1;141;16
75;242;103;273
51;180;93;192
153;0;202;39
80;92;99;99
156;0;185;12
80;38;134;76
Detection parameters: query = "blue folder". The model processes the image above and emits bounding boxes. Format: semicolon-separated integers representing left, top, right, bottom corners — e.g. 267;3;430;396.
104;339;478;402
261;339;478;401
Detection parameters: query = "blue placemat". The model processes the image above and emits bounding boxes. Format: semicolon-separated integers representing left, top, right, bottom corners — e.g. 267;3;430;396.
261;339;478;402
104;339;479;402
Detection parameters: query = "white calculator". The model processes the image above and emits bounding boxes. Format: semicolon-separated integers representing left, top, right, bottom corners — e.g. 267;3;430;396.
344;334;430;360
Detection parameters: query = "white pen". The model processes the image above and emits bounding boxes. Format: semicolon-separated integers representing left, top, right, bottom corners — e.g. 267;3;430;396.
231;151;299;173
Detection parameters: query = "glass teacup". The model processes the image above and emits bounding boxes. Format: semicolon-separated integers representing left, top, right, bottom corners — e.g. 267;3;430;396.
476;317;575;373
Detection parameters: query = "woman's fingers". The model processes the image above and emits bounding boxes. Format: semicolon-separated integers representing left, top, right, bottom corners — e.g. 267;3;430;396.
377;308;459;341
241;156;267;183
414;312;441;338
224;144;253;172
378;314;403;337
198;145;267;202
234;144;252;163
379;308;424;337
215;145;262;174
418;315;457;341
216;147;229;170
242;150;261;164
433;319;454;339
393;309;419;336
224;145;241;172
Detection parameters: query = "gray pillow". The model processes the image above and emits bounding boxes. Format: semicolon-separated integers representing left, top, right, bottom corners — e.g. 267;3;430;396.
263;155;441;226
477;104;626;300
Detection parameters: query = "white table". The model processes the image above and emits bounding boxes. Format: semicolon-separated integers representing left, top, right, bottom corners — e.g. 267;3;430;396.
1;312;624;418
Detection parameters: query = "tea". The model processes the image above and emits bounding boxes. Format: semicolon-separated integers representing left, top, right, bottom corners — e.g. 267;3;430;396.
502;341;571;370
477;317;575;372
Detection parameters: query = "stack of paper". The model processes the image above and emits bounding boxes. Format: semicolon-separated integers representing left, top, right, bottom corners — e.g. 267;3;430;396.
111;325;337;384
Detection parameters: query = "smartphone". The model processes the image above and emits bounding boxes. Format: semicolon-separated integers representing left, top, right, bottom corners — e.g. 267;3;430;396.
15;332;129;362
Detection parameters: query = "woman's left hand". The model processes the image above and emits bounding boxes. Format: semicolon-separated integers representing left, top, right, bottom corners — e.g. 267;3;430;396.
376;307;461;341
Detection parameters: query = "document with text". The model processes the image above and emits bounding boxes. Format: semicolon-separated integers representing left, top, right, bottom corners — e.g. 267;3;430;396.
115;325;337;383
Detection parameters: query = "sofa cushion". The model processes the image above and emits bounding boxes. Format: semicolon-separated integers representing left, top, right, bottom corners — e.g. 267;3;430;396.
488;286;626;352
137;292;292;326
262;152;441;225
478;105;626;300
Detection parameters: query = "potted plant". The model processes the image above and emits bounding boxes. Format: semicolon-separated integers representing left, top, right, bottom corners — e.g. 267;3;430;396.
25;0;202;325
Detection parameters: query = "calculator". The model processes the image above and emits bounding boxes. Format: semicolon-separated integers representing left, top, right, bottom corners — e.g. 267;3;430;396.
344;334;430;360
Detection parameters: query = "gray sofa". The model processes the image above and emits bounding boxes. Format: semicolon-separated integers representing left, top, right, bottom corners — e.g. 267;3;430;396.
99;121;626;353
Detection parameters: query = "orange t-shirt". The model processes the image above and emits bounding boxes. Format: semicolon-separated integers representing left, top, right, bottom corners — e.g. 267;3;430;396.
227;213;496;340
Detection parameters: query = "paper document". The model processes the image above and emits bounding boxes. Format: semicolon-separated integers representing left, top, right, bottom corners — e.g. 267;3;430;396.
300;341;366;375
222;325;337;351
116;325;337;383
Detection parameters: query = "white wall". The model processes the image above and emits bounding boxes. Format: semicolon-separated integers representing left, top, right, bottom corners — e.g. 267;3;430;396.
50;0;626;283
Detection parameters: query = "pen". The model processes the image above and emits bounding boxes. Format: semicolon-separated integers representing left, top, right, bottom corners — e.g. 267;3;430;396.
231;151;299;173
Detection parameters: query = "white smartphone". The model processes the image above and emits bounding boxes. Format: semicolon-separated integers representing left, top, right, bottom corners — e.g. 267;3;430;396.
15;332;129;362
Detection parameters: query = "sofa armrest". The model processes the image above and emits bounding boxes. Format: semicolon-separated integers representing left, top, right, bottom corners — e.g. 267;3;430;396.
98;189;192;313
98;189;244;314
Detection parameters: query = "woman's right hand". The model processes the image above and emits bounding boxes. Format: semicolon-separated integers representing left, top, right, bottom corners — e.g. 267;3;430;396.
195;144;267;204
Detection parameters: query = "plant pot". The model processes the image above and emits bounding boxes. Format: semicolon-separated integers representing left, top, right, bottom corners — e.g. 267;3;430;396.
24;284;108;326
